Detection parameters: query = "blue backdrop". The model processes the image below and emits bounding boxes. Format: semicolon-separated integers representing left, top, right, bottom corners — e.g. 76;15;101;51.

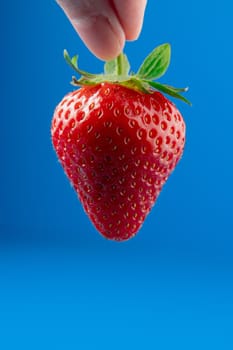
1;1;233;349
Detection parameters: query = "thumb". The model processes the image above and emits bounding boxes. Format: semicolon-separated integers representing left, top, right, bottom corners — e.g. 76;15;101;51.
56;0;125;60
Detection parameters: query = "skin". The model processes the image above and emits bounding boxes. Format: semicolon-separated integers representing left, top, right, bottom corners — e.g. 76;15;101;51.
56;0;147;60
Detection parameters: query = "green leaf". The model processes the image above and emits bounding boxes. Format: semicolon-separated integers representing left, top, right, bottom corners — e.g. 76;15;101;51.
71;55;78;68
64;49;97;78
104;59;117;75
120;77;149;93
64;50;79;73
164;84;189;93
137;43;171;80
104;53;130;76
145;80;191;105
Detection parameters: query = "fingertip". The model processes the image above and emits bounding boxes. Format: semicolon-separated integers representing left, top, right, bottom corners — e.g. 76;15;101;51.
72;14;125;61
112;0;147;42
56;0;127;60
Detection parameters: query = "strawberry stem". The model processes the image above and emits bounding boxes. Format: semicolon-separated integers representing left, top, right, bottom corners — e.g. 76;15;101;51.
116;53;125;76
63;44;191;105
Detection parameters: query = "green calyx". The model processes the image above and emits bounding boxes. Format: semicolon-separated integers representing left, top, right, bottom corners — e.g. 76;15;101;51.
64;43;191;105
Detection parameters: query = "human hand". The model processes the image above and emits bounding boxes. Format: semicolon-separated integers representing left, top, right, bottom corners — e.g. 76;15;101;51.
56;0;147;60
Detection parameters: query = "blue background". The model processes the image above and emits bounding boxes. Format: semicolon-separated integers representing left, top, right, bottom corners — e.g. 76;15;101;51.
1;1;233;348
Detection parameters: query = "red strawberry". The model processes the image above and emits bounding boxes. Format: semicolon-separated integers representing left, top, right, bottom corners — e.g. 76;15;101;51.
51;44;190;241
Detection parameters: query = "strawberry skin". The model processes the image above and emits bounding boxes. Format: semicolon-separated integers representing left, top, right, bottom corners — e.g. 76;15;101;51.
51;83;185;241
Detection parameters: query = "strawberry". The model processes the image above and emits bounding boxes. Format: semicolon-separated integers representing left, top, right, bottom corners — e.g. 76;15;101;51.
51;43;190;241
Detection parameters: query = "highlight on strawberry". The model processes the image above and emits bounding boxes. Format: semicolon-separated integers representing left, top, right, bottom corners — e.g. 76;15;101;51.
51;43;190;241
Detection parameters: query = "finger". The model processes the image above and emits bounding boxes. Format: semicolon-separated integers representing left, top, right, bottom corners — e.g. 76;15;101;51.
112;0;147;41
56;0;125;60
